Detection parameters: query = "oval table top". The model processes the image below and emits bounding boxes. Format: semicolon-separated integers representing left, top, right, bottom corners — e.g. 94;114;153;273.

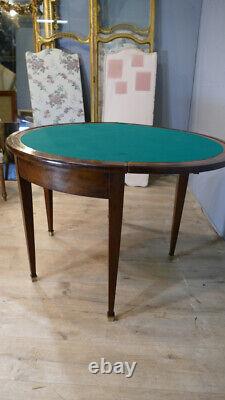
6;122;225;174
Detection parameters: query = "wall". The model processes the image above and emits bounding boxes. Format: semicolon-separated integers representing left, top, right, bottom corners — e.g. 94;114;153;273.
154;0;202;129
189;0;225;238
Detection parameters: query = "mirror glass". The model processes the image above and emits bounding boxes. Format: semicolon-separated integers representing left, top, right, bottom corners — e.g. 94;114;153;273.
0;7;34;122
36;0;89;43
58;0;89;38
99;0;150;31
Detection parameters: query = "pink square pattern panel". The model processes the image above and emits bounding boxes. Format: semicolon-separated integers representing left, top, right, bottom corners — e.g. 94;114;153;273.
131;54;144;67
115;81;127;94
108;59;123;79
135;72;151;91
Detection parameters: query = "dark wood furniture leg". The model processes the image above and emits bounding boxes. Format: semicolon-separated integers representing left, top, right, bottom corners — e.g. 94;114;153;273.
44;188;54;236
0;162;7;201
16;165;37;281
108;172;125;321
169;174;189;256
5;161;9;181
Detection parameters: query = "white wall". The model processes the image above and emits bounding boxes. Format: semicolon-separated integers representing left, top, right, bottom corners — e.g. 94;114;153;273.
189;0;225;237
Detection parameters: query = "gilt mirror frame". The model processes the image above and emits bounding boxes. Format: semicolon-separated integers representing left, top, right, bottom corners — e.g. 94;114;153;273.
0;0;41;41
0;0;35;15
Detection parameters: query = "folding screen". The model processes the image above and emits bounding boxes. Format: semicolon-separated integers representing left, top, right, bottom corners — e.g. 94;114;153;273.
32;0;156;123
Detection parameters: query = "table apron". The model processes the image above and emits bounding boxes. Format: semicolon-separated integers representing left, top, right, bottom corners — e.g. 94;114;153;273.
16;157;110;199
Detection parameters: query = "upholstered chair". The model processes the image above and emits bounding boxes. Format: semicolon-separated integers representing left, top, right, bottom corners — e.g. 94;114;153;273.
26;48;85;126
25;48;85;235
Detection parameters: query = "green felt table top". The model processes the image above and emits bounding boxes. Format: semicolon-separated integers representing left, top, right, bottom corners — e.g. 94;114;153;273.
21;123;223;164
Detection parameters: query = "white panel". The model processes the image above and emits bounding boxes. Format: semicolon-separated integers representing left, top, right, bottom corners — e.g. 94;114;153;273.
103;49;157;187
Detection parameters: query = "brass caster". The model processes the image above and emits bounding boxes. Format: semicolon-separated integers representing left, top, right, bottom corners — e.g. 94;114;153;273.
49;230;54;237
31;275;38;282
107;311;116;322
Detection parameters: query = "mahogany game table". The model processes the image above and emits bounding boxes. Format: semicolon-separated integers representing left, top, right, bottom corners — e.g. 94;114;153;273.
7;123;225;320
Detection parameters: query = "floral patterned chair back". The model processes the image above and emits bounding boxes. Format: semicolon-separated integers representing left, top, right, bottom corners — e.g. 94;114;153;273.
26;49;85;126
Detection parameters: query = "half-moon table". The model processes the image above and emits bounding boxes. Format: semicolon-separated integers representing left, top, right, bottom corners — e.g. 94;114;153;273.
7;123;225;320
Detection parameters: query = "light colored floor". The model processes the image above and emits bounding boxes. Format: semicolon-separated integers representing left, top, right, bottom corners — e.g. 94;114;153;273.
0;176;225;400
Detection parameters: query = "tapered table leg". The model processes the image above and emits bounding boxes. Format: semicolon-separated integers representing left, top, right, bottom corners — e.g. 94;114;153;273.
108;172;125;321
16;166;37;281
44;188;54;236
5;161;9;181
0;163;7;201
169;174;189;256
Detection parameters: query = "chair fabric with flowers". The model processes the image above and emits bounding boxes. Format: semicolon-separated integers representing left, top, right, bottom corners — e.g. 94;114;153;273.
26;48;85;126
26;48;85;235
